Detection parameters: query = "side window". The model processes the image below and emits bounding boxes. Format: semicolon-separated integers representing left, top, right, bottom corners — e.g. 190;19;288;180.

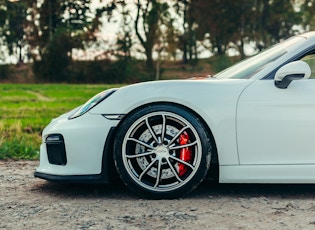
301;54;315;79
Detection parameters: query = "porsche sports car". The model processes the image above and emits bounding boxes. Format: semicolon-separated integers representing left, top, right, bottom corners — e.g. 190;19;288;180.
35;31;315;199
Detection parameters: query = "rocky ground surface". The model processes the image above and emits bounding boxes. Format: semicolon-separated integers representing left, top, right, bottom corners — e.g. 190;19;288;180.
2;161;315;229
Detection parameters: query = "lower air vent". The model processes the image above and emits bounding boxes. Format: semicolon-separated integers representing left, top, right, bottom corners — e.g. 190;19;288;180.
46;134;67;165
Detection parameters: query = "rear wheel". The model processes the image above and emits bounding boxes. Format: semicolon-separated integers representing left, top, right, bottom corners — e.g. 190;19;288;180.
114;104;212;199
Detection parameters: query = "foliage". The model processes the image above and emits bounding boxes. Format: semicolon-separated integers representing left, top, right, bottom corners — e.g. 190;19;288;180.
1;0;29;63
191;0;302;57
0;64;9;80
32;0;105;81
261;0;302;46
135;0;170;72
33;28;72;82
0;84;122;160
37;0;96;48
0;0;311;82
301;0;315;30
106;59;149;83
174;0;197;64
114;1;133;61
104;0;172;79
209;55;240;73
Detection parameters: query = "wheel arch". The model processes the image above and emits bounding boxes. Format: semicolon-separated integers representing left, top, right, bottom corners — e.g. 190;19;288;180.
102;101;219;184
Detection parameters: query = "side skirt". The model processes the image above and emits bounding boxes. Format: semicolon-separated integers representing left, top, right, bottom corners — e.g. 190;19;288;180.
220;164;315;183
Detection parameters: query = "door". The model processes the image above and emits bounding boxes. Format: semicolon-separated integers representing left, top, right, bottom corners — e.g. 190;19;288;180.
237;78;315;165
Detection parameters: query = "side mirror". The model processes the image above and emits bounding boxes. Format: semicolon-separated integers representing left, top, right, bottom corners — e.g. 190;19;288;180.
275;60;311;89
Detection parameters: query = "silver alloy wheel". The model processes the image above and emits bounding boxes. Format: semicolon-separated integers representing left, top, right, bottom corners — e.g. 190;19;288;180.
121;111;202;192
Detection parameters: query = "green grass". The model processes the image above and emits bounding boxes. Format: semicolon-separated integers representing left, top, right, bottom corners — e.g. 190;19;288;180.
0;84;122;160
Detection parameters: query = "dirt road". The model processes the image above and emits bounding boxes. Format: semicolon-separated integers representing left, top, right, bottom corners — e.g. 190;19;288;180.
1;161;315;229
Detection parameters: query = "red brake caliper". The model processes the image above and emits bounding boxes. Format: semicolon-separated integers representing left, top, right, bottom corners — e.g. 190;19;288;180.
178;131;192;176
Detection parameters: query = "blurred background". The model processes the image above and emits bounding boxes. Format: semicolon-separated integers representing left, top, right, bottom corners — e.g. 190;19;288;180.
0;0;314;83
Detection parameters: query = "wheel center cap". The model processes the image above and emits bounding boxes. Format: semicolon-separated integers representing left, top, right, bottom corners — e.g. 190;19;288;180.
156;146;169;158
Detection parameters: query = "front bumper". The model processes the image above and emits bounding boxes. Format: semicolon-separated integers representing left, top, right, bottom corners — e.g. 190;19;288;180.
34;111;120;183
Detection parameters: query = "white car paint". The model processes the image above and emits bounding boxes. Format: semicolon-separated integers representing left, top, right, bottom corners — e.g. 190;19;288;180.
38;111;119;175
35;31;315;187
238;78;315;164
90;79;253;167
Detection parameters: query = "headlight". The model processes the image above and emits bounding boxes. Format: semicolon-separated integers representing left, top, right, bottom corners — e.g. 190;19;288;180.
69;89;117;119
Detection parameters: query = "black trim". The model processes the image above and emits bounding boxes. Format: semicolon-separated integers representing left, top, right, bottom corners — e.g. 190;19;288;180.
275;73;305;89
46;134;67;165
101;126;120;184
34;171;106;184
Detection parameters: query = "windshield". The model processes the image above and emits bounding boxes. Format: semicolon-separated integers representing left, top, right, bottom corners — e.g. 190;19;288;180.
214;36;306;79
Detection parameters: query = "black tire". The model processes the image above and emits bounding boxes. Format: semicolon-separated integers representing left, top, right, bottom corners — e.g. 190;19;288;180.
113;104;212;199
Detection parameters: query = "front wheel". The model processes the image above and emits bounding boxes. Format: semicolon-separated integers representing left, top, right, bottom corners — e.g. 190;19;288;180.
113;104;212;199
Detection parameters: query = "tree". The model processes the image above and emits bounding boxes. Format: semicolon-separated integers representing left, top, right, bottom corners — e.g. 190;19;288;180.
230;0;256;58
191;0;301;58
301;0;315;30
114;1;133;61
104;0;172;78
0;1;7;62
110;1;136;82
262;0;302;46
191;0;240;56
37;0;98;52
174;0;194;64
1;0;28;64
33;0;104;81
135;0;169;74
172;0;200;64
33;28;72;82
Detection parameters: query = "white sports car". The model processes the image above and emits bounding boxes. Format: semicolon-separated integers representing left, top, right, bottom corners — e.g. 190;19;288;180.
35;32;315;198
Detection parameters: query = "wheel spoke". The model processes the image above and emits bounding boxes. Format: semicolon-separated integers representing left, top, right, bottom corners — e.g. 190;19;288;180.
169;155;195;170
154;160;162;187
145;117;159;144
167;126;189;147
125;150;155;159
166;158;183;182
169;141;197;150
127;137;155;150
160;115;166;143
139;158;157;181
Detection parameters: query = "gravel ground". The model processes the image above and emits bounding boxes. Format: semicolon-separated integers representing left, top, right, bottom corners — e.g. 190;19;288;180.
2;161;315;229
